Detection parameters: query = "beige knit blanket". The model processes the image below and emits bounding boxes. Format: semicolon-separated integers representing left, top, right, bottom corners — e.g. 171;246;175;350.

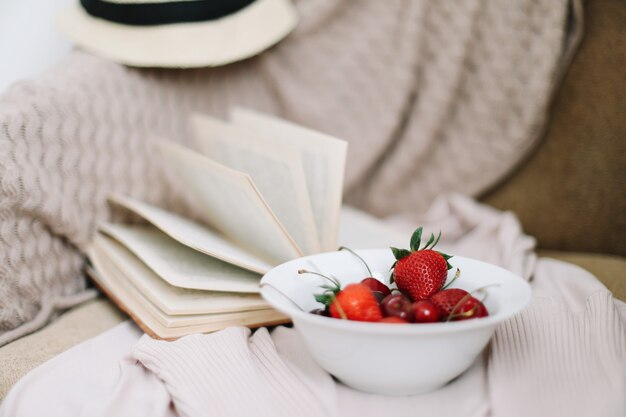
0;0;580;344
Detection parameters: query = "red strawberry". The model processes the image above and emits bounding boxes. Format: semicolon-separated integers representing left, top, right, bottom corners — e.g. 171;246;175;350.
430;288;470;318
430;288;489;321
328;284;383;322
450;296;488;321
300;270;383;322
390;227;453;301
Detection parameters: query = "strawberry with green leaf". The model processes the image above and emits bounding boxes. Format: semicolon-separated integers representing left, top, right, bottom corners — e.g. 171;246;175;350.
390;227;453;301
299;270;382;322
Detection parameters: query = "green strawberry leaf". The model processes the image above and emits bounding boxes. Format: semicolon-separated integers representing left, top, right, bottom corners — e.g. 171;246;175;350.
409;227;423;251
319;284;339;292
389;258;399;285
437;252;453;260
314;293;331;306
435;251;454;270
391;247;410;261
431;231;442;249
423;233;435;250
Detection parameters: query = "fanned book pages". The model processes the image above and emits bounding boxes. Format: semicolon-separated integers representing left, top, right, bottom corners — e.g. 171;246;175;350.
88;108;402;340
87;109;348;338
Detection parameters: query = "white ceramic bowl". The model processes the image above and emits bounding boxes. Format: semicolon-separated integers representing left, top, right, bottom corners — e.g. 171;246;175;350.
260;249;531;396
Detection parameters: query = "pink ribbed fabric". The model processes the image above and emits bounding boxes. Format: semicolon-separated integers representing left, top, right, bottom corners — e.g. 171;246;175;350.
0;0;581;344
0;195;623;417
133;327;328;417
123;197;624;417
489;266;626;417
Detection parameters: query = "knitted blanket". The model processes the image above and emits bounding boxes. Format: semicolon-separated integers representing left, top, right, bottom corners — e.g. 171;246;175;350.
0;0;580;344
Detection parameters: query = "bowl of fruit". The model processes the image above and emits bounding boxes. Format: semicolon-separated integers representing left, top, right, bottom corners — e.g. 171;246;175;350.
260;228;531;396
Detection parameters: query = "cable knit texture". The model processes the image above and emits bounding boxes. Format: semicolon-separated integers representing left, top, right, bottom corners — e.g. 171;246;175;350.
0;0;577;344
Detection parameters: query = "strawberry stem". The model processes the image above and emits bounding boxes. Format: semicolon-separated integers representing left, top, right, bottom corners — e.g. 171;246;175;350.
338;246;372;277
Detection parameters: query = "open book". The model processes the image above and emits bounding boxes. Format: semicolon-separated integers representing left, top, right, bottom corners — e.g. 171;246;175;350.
88;108;405;339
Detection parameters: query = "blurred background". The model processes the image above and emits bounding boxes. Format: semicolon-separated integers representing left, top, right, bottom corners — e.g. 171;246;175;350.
0;0;72;92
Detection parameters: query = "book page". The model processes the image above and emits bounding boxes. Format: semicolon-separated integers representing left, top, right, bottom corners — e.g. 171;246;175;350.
100;223;261;293
86;257;287;339
191;114;320;255
230;108;347;252
92;234;270;315
155;139;303;264
338;205;407;249
109;194;273;274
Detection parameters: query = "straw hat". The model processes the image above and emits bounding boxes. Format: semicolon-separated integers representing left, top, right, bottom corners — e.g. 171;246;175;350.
57;0;298;68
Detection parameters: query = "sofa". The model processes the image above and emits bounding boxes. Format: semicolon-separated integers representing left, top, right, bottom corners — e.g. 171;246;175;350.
0;0;624;401
482;0;625;291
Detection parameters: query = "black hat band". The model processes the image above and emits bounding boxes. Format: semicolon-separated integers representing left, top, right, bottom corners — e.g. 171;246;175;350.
80;0;257;26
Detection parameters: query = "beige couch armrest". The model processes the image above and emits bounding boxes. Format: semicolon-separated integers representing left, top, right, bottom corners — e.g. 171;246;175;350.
537;250;626;302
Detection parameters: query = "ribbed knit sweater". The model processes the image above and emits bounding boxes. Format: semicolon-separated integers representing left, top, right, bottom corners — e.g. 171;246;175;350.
1;194;624;417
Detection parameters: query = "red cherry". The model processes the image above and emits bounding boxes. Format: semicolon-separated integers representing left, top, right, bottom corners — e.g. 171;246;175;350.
380;294;414;322
309;308;329;317
412;300;439;323
371;291;386;304
360;277;391;297
378;316;409;324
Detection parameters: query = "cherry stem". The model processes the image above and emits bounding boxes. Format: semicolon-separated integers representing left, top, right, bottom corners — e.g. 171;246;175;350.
441;268;461;290
259;282;304;311
338;246;372;277
330;293;347;319
471;283;500;294
298;269;341;288
446;292;475;322
446;284;499;322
